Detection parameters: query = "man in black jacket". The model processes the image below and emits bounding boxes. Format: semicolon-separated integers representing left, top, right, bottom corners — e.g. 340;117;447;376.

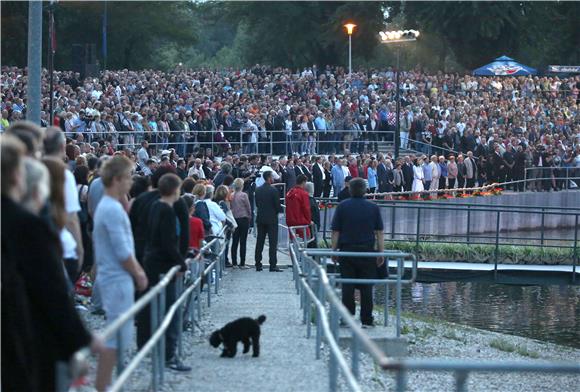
254;171;283;271
312;155;325;197
402;156;414;192
377;156;388;193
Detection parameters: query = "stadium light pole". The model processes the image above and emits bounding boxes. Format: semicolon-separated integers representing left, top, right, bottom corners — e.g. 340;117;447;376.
379;29;420;159
344;23;357;78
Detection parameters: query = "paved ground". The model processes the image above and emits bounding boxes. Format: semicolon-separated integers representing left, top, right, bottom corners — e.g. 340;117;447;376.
161;233;329;392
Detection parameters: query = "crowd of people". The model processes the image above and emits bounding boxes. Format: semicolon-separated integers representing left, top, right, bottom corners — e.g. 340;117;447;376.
2;64;580;391
1;65;579;181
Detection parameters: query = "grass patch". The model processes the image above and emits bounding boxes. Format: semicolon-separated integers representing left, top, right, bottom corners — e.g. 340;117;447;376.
384;241;576;265
489;338;540;358
442;329;466;342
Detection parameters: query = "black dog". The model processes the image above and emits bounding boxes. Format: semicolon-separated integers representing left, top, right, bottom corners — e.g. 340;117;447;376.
209;315;266;358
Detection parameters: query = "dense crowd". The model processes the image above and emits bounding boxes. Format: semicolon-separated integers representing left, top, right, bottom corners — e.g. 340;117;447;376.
2;64;580;391
1;65;579;169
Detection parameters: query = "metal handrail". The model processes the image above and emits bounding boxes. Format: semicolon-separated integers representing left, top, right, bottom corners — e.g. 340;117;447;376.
59;225;229;391
289;228;580;391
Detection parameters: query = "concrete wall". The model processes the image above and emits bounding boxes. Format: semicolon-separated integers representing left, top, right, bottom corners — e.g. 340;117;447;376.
319;191;580;238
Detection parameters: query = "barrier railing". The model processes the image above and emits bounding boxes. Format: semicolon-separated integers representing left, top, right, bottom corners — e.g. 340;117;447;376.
71;128;395;156
288;228;580;391
317;197;579;282
57;225;230;392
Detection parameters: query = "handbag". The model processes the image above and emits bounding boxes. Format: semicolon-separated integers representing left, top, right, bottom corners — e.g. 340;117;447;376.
225;209;238;230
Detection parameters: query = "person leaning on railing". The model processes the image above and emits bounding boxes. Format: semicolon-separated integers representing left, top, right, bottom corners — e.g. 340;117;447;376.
1;134;103;392
330;177;385;328
92;155;148;392
140;173;192;372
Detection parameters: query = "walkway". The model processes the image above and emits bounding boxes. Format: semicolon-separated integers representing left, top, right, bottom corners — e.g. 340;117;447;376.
163;234;328;392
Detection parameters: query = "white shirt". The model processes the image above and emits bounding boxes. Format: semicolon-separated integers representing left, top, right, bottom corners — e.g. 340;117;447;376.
341;166;350;178
255;165;280;187
188;165;205;179
60;228;78;259
64;169;81;213
316;163;326;181
204;199;226;235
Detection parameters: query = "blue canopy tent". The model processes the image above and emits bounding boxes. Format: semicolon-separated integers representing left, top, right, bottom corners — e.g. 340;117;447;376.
473;55;537;76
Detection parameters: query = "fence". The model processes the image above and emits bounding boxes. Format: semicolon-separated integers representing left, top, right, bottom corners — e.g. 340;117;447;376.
57;226;230;392
288;227;580;391
316;197;580;282
73;128;396;156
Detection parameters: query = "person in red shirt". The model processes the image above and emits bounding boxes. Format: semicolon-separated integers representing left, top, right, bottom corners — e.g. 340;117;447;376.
182;195;204;251
285;174;312;240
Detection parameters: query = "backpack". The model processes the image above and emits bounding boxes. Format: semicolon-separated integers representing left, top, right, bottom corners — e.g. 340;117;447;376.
194;200;212;234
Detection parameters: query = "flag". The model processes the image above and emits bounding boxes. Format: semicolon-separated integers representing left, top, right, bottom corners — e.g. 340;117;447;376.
49;11;56;53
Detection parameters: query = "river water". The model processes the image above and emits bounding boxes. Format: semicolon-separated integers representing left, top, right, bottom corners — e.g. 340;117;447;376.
382;282;580;348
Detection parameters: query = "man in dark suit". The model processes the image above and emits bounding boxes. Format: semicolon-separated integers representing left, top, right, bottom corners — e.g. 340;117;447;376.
377;156;388;193
402;156;414;192
295;158;312;182
254;171;283;271
281;156;297;192
312;155;325;198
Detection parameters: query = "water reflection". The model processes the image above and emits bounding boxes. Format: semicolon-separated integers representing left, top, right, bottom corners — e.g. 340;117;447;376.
382;282;580;348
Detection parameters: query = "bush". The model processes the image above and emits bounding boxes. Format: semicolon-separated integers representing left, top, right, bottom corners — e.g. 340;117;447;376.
384;241;576;265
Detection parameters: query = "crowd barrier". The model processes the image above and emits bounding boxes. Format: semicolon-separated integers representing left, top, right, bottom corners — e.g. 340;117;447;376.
287;227;580;391
57;226;230;392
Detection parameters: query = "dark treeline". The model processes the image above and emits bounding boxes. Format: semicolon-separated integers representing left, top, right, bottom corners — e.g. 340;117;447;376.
1;1;579;72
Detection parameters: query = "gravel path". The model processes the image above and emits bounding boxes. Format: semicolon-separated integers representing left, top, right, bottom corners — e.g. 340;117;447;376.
79;232;579;391
336;309;580;392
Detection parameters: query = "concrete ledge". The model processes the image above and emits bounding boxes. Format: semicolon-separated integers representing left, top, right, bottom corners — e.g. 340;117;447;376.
336;326;409;358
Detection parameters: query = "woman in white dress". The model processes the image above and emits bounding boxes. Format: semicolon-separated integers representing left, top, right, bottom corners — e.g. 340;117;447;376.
412;158;425;193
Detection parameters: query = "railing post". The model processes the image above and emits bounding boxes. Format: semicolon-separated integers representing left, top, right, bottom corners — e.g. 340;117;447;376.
329;301;339;392
351;331;360;380
116;327;125;383
391;204;396;239
316;271;324;360
215;259;220;294
455;371;469;392
306;269;312;338
466;205;471;243
415;208;421;253
396;370;407;392
151;293;159;391
396;258;403;338
323;206;329;245
159;283;166;386
540;207;546;246
573;214;578;284
384;281;389;327
206;268;212;307
494;210;501;281
176;277;184;359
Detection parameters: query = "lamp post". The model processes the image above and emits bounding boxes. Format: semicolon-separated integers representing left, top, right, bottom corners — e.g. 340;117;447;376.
344;23;357;77
379;30;420;159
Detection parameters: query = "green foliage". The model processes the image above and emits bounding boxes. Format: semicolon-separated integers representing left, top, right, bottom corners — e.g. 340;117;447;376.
489;338;540;358
384;241;575;265
2;1;578;72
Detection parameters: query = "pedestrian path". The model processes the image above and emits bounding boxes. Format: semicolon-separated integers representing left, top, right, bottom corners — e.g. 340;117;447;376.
164;234;328;392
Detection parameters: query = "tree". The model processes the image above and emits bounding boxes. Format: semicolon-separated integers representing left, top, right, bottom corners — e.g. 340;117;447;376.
222;1;388;68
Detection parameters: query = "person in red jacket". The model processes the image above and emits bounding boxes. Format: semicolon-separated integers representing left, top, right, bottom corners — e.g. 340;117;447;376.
285;174;312;240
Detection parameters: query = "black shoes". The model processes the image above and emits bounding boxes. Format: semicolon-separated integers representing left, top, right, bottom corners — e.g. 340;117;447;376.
166;357;192;372
361;322;375;329
256;265;263;272
269;267;283;272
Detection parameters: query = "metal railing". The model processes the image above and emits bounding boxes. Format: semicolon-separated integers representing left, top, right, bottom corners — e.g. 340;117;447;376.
72;128;395;156
288;228;580;391
57;225;230;392
317;197;580;282
287;226;416;391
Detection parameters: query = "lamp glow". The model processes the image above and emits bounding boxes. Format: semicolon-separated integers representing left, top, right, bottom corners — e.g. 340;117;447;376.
344;23;357;35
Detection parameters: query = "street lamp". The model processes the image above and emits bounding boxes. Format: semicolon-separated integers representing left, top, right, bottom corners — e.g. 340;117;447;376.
379;30;420;159
344;23;357;77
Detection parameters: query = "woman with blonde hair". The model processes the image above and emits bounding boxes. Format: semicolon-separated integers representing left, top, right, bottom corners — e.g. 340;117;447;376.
230;178;251;268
